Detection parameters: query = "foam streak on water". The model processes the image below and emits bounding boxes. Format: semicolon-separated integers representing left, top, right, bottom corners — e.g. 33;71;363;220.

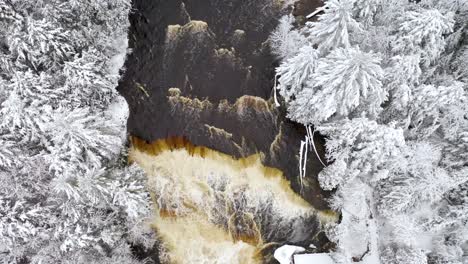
129;137;336;263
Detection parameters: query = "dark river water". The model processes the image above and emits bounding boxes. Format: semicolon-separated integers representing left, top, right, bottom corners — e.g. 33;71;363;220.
117;0;332;262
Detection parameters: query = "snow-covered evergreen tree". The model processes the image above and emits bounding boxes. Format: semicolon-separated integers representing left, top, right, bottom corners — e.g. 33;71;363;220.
317;118;405;190
287;46;385;124
269;14;308;60
390;7;454;67
275;45;319;103
304;0;362;52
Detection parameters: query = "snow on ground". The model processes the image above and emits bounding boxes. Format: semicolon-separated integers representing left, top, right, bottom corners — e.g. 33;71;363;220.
274;245;305;264
106;95;129;140
294;253;335;264
274;245;336;264
108;35;129;76
105;33;130;141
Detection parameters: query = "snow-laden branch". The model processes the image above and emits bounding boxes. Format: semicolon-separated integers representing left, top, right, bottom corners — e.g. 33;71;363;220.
306;125;326;167
298;125;326;191
273;73;281;107
306;7;325;19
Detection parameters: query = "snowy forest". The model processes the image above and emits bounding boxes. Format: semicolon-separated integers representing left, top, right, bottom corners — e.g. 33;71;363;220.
0;0;154;263
0;0;467;264
271;0;468;263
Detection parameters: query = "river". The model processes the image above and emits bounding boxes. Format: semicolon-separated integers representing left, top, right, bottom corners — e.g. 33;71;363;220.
117;0;334;263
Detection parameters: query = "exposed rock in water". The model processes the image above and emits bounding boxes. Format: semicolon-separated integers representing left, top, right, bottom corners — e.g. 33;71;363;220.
117;0;332;262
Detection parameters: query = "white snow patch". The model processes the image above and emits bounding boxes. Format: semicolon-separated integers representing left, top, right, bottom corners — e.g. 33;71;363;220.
106;95;129;140
274;245;305;264
108;35;129;76
294;253;335;264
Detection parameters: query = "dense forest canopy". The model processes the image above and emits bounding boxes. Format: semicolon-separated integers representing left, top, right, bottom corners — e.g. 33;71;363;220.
0;1;154;263
271;0;468;263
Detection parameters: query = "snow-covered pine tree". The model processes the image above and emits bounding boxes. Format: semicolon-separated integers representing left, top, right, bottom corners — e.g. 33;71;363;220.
407;83;466;139
269;14;308;60
317;118;405;190
275;45;319;103
287;46;385;125
390;7;454;68
304;0;362;52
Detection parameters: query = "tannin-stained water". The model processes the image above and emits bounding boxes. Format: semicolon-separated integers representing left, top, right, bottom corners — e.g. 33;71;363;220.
129;137;337;264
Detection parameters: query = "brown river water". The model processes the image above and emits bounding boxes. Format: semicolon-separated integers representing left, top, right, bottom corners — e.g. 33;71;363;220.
117;0;334;263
